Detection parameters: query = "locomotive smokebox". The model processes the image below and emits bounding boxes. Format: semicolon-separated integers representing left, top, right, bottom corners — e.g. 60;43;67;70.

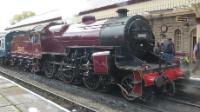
117;8;129;17
100;12;155;59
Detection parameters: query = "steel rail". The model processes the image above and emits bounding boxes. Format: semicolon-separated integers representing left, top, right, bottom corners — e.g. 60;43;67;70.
134;102;170;112
0;66;170;112
165;97;200;109
2;66;198;112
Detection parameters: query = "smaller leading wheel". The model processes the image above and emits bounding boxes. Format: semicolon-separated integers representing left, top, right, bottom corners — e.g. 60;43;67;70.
165;80;175;96
43;61;55;78
120;74;139;101
57;65;75;84
83;74;101;90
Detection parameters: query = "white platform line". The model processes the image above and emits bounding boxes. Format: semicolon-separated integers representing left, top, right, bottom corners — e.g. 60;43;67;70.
190;77;200;81
0;76;70;112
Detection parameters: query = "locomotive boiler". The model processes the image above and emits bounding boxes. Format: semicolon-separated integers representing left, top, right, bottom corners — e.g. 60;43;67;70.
5;9;187;101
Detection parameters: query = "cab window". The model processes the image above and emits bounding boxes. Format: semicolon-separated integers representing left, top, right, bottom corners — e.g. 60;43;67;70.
34;34;40;43
31;34;40;43
0;40;1;47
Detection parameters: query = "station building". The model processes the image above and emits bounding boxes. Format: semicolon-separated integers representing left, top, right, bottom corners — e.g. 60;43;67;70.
76;0;200;60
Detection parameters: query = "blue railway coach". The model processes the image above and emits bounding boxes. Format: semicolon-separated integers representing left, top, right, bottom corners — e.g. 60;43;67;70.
0;31;26;64
0;32;7;59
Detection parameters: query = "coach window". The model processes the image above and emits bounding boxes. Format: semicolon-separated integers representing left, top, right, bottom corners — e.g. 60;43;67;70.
174;29;181;51
29;33;34;43
34;34;40;43
32;33;40;43
2;39;4;48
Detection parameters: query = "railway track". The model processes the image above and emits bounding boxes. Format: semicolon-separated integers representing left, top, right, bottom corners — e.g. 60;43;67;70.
176;79;200;90
0;71;168;112
165;97;200;109
0;66;200;112
0;68;95;112
161;96;200;112
137;96;200;112
0;66;162;112
134;102;169;112
136;78;200;112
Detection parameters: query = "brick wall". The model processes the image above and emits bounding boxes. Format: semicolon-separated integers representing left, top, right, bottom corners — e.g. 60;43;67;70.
150;14;196;56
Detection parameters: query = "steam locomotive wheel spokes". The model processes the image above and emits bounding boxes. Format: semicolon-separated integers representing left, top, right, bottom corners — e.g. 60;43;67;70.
63;71;74;83
120;74;137;101
72;67;82;85
83;75;101;90
10;58;15;66
43;61;55;78
165;80;175;96
0;58;3;65
57;66;74;84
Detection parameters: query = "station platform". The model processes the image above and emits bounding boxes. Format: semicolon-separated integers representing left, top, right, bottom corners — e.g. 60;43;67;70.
0;76;68;112
191;72;200;79
189;64;200;79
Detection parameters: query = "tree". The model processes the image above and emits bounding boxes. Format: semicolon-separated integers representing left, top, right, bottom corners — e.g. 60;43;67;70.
10;11;36;25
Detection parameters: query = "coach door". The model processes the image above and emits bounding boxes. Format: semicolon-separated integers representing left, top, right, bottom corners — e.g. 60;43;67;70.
32;33;42;59
190;28;197;62
0;37;5;51
193;36;197;49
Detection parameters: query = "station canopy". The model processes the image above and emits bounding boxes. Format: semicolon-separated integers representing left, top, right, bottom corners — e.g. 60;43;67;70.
6;10;62;31
85;0;129;11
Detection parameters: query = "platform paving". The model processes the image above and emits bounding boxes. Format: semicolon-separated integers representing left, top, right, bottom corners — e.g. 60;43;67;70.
189;64;200;79
0;76;69;112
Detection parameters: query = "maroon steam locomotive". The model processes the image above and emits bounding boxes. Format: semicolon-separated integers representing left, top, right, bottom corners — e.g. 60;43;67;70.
7;9;187;101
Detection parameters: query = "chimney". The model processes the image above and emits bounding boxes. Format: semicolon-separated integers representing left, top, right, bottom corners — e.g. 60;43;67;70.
117;8;129;17
82;16;96;24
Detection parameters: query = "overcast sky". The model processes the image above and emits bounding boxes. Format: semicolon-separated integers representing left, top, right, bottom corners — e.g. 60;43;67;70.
0;0;89;29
